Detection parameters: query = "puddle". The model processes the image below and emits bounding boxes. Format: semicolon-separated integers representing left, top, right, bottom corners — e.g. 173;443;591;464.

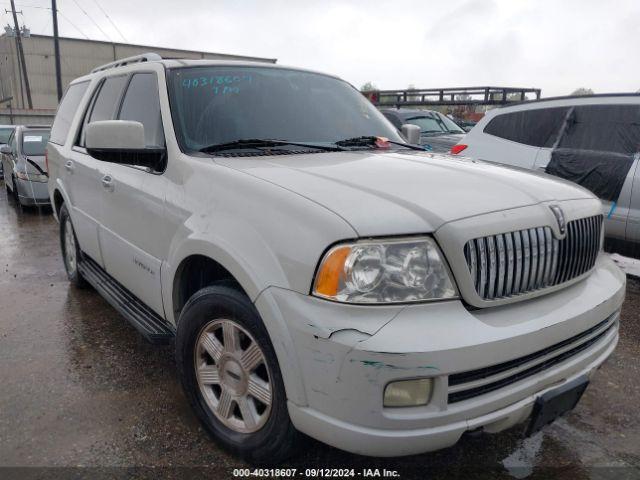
502;431;544;479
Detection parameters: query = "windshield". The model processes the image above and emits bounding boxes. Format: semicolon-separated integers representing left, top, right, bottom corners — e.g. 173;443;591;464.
406;116;447;134
167;66;402;151
407;114;465;135
0;127;13;144
21;130;50;156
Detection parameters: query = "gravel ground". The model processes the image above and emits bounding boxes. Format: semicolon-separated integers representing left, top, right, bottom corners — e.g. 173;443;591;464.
0;185;638;480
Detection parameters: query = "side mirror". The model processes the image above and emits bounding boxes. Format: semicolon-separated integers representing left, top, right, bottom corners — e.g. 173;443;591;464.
401;124;421;145
85;120;165;171
0;144;11;155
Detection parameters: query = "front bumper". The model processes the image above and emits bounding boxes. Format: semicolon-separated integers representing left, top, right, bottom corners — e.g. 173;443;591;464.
257;254;625;457
15;177;50;205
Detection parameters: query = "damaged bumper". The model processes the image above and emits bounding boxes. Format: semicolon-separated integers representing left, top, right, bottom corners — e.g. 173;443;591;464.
257;254;625;457
15;177;50;205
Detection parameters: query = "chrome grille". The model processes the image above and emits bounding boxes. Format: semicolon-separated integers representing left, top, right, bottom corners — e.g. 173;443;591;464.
464;215;602;300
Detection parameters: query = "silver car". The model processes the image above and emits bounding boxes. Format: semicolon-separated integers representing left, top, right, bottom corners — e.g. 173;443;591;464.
0;124;16;179
1;125;51;206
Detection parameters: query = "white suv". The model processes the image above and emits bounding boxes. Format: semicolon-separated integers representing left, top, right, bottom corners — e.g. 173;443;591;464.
452;95;640;248
47;54;625;463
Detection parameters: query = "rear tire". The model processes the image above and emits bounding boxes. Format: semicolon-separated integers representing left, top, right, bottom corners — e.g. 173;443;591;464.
176;285;300;464
59;203;88;289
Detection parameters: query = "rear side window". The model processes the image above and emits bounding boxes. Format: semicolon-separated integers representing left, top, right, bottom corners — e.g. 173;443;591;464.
50;81;89;145
88;75;128;123
483;107;569;147
118;73;165;147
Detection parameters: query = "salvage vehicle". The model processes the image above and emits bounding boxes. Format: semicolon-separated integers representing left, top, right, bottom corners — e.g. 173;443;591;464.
0;124;16;179
451;94;640;255
381;108;466;152
1;125;51;206
47;54;625;463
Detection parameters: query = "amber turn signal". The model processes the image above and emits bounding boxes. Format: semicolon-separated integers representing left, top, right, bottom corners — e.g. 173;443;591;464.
313;246;351;297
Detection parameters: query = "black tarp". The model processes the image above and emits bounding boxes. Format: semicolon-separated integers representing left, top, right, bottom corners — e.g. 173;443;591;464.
545;104;640;202
546;148;635;202
484;107;569;147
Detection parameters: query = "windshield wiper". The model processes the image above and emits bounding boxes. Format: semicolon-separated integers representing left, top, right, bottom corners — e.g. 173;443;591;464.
199;139;344;153
335;136;428;151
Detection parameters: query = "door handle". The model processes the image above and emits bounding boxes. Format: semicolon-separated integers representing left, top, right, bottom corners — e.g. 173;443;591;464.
101;174;114;192
64;160;74;173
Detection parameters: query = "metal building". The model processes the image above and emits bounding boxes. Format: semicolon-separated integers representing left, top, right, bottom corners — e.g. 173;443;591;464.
0;34;276;124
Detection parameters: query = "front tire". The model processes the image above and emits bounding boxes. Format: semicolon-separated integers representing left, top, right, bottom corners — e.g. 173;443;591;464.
59;203;88;288
176;286;299;464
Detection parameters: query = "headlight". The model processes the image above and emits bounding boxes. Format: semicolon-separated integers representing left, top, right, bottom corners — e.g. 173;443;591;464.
313;237;457;304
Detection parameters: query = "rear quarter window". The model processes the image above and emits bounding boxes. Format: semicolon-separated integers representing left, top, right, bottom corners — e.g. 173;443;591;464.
483;107;569;147
50;81;90;145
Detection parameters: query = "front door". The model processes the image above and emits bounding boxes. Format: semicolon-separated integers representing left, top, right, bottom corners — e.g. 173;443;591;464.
98;72;168;316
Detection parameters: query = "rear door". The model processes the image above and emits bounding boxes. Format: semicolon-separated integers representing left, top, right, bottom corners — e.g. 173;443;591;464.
67;75;129;266
97;72;168;316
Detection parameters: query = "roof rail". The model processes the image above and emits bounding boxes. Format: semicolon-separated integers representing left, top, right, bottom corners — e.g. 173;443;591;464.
91;53;162;73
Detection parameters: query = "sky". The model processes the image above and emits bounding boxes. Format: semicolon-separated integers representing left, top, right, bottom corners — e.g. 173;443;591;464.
2;0;639;97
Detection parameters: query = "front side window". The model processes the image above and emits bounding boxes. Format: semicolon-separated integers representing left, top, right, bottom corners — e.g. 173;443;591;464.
118;73;165;148
9;132;17;154
167;66;402;152
88;75;128;123
50;81;89;145
21;130;51;156
558;104;640;154
78;75;128;147
0;127;14;144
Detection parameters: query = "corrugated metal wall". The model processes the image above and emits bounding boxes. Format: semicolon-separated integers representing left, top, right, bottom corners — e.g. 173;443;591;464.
0;34;276;117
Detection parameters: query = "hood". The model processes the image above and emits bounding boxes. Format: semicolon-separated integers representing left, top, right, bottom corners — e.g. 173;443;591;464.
215;150;594;236
420;133;465;153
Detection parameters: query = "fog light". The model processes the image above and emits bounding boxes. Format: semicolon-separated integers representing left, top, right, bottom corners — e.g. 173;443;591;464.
384;378;433;407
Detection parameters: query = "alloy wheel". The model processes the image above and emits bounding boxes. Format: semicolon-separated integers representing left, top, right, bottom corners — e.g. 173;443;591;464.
194;318;273;433
63;218;77;276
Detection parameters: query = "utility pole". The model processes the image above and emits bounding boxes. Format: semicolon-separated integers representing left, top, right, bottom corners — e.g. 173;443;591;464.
6;0;32;108
51;0;63;101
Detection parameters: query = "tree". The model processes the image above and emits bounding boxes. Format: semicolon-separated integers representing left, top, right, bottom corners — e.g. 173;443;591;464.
360;81;378;92
570;87;594;96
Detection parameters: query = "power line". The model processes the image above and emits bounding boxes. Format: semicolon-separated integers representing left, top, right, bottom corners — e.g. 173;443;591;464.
89;0;126;42
68;0;112;41
57;8;89;39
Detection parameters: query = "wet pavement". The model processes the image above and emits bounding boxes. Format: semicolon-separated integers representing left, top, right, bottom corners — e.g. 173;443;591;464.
0;183;639;480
